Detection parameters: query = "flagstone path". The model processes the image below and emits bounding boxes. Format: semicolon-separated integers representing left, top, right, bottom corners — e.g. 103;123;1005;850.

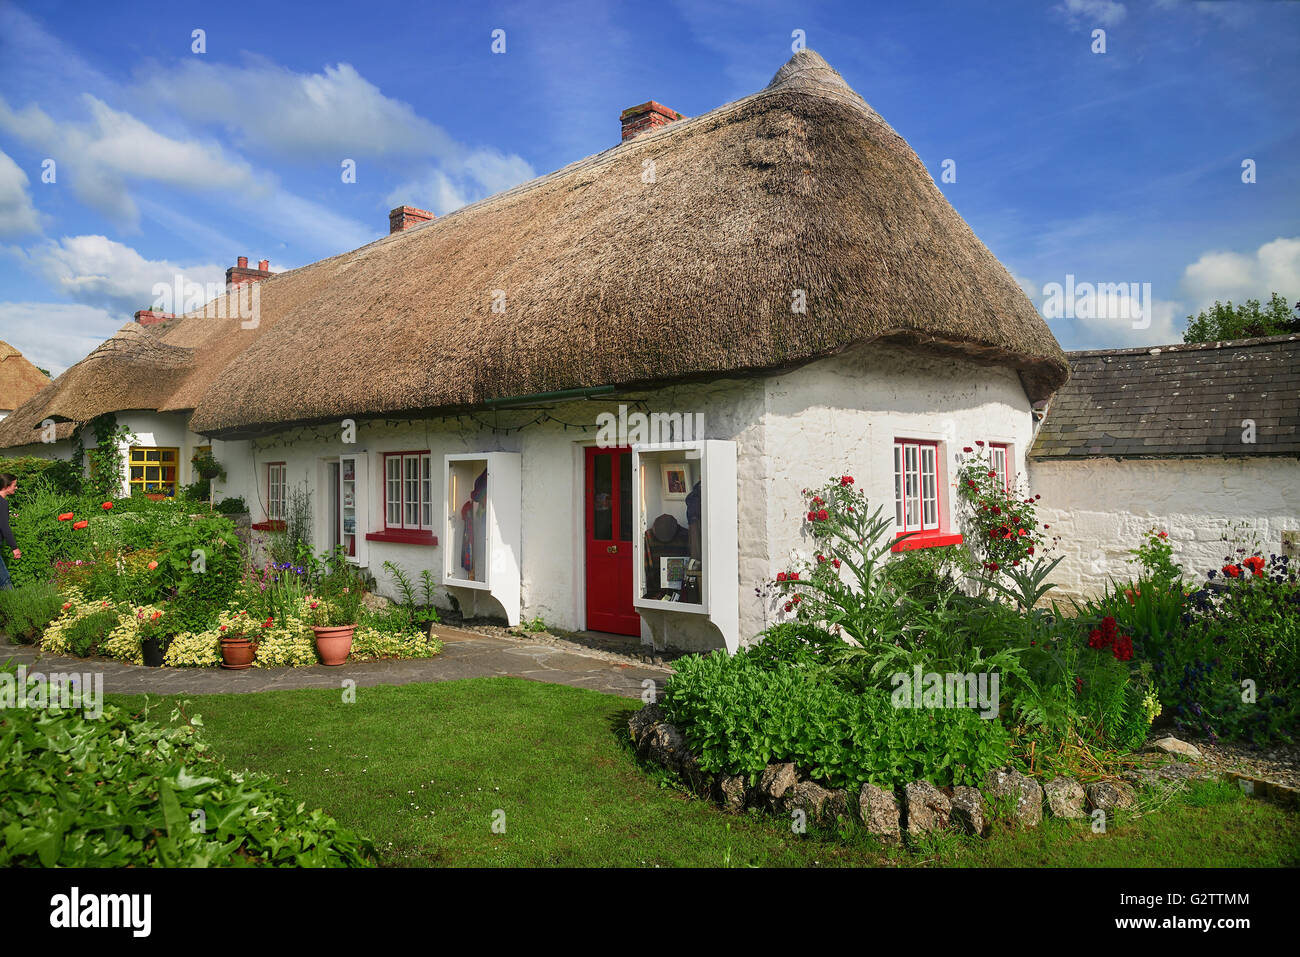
1;626;670;700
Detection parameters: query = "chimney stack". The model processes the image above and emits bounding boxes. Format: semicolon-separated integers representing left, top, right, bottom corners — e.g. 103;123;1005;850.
226;256;272;290
389;205;435;234
620;101;682;141
134;309;175;326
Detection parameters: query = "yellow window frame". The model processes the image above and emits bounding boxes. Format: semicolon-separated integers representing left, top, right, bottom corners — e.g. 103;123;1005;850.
128;446;179;497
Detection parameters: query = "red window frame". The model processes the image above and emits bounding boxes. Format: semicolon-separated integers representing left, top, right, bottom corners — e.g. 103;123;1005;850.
382;451;433;533
892;439;962;552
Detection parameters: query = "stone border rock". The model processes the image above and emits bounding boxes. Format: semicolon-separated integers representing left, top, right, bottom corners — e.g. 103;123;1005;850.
627;705;1250;840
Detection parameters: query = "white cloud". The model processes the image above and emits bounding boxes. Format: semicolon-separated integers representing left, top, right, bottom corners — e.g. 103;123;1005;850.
0;149;40;238
1011;272;1040;300
18;235;225;316
0;301;124;376
385;147;536;216
135;59;458;160
0;94;263;228
1072;294;1181;347
1180;237;1300;310
1058;0;1128;28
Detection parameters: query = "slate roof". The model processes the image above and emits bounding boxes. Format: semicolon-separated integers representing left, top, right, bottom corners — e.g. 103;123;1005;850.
1030;334;1300;460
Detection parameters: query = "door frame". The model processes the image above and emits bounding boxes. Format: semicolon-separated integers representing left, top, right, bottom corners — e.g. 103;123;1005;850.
571;440;646;639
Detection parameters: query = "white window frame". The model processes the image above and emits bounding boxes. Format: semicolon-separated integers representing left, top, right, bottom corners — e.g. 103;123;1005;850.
990;443;1010;492
893;439;940;533
267;462;288;521
384;451;434;532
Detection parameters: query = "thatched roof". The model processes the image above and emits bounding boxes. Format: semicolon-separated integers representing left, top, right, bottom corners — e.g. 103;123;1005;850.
1031;334;1300;460
0;341;51;413
3;50;1067;444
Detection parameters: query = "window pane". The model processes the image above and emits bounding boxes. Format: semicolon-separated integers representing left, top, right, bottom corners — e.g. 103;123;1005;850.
387;457;401;526
592;453;612;540
904;445;919;529
421;455;432;529
921;446;937;528
145;450;160;462
404;456;420;527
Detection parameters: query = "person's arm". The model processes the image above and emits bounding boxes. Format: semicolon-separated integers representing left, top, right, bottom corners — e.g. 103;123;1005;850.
0;497;17;552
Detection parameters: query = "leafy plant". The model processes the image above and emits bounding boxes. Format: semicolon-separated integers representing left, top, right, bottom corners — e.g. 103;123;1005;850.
0;691;376;867
0;581;64;643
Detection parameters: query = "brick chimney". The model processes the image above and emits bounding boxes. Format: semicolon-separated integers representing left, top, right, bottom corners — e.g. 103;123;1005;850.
389;205;435;234
620;101;682;141
134;309;175;326
226;256;272;290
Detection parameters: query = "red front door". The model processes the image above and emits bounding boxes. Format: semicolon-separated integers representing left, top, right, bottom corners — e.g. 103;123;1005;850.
585;446;639;636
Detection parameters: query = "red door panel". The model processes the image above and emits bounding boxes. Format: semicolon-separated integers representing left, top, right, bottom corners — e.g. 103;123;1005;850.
585;446;640;636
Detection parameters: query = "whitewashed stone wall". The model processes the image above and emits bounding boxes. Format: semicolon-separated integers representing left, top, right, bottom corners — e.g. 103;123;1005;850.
1029;456;1300;599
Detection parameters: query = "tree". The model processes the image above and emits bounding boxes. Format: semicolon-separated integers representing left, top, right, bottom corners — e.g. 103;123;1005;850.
1182;292;1299;343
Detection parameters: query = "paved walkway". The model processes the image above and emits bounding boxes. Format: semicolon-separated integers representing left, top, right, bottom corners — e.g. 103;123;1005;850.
0;626;669;699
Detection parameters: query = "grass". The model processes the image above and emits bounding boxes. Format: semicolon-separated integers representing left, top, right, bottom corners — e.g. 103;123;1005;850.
109;678;1300;868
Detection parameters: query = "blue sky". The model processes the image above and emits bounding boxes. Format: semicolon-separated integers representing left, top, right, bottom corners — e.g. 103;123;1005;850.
1;0;1297;375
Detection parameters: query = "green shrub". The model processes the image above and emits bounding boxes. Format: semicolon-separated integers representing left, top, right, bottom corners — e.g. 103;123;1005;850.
0;581;64;643
214;495;248;514
745;621;840;671
62;608;118;657
0;689;375;867
0;455;82;496
661;651;1011;791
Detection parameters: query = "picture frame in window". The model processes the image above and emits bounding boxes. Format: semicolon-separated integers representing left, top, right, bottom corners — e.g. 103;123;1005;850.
660;555;687;589
660;463;689;501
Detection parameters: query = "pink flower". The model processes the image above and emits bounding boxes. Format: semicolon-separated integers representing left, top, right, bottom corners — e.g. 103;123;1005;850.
147;560;158;570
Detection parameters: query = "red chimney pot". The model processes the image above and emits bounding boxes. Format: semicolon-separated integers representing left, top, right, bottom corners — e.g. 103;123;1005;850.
237;256;248;269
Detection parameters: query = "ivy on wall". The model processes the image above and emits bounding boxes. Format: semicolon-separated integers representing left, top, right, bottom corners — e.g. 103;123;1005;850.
80;413;134;500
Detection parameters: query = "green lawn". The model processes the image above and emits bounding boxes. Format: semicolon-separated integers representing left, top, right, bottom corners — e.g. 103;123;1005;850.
109;678;1300;868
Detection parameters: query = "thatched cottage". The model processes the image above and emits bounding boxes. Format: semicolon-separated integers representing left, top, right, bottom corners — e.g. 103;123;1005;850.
1030;333;1300;596
0;341;51;422
0;51;1068;651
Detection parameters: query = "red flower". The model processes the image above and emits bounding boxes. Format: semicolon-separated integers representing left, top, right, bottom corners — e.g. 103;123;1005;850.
1222;564;1240;578
840;475;854;486
219;625;227;632
790;572;799;580
1243;556;1265;575
57;512;74;521
991;506;1002;515
792;595;802;604
967;480;977;489
147;560;158;570
817;509;828;521
1027;547;1035;555
807;511;817;522
1113;635;1134;662
988;562;999;571
962;446;973;453
101;501;113;510
776;572;787;581
816;554;825;564
832;558;841;569
1157;530;1167;539
783;602;793;613
987;471;996;478
73;520;88;530
976;441;985;447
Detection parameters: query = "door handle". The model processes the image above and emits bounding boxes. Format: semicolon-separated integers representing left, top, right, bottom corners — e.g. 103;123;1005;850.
607;544;618;554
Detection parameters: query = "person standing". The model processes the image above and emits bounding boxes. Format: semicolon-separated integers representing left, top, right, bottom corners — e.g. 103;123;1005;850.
0;473;18;590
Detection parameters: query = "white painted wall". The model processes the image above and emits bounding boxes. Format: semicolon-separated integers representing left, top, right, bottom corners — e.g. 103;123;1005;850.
1029;456;1300;599
205;343;1039;652
113;412;210;498
745;342;1036;644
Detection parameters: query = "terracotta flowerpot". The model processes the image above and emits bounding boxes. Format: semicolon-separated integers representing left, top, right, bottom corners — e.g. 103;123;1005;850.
220;636;255;670
313;625;355;666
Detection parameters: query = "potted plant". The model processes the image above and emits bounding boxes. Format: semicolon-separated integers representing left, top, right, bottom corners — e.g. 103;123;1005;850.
308;587;361;666
219;610;256;670
137;607;168;667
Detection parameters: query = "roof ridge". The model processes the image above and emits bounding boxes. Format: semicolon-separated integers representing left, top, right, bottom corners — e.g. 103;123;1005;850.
1068;332;1300;359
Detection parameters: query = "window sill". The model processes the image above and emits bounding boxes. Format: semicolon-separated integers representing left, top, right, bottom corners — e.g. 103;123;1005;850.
365;529;438;546
891;531;963;552
251;520;286;532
